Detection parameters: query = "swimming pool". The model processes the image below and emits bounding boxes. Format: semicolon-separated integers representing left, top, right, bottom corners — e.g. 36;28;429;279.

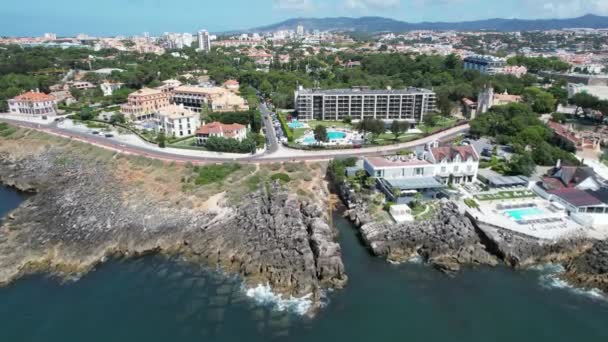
288;120;306;129
505;207;544;221
301;130;347;145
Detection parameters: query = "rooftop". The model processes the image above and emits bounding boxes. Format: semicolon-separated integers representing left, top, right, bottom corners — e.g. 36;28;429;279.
430;145;479;162
549;188;604;207
385;177;446;191
297;87;435;96
366;156;431;168
12;91;55;102
196;122;246;137
130;87;165;97
156;105;198;120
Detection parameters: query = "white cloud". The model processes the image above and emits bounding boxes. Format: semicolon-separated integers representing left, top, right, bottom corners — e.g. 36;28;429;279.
273;0;316;11
527;0;608;17
344;0;401;11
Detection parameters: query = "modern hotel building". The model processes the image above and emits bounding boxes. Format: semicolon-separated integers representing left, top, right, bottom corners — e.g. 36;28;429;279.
294;86;437;124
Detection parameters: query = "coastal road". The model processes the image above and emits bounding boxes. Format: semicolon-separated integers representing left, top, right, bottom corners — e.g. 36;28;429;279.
259;103;279;154
0;116;470;164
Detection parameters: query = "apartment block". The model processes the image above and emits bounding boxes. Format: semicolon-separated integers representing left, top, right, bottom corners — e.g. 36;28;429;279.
294;86;436;124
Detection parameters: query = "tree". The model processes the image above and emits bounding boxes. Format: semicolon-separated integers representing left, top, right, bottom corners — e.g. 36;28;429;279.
570;92;600;114
509;152;536;177
423;113;439;128
109;113;125;124
342;116;352;125
157;131;166;148
79;106;94;120
551;112;567;124
390;120;407;141
313;125;328;144
523;87;556;114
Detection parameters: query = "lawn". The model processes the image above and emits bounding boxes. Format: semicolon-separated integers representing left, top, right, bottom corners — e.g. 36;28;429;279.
475;190;536;201
293;128;309;140
307;120;353;129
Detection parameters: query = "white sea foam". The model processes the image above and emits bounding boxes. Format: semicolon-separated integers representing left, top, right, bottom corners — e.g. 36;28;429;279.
408;255;424;264
243;283;313;316
536;263;607;302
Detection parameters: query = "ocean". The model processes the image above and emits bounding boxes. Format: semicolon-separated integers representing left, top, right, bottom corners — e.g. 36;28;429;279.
1;185;607;341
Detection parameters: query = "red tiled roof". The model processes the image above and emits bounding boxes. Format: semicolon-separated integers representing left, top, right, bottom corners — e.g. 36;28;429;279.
431;145;478;162
13;91;55;102
223;80;239;86
548;121;581;146
196;122;246;136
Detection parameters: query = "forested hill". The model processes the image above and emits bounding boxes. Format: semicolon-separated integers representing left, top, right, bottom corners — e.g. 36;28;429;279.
244;14;608;33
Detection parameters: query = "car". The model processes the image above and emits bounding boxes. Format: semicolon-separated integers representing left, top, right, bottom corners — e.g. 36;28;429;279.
104;133;114;138
91;131;100;135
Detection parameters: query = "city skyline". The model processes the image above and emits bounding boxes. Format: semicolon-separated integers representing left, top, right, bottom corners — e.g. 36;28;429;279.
2;0;608;36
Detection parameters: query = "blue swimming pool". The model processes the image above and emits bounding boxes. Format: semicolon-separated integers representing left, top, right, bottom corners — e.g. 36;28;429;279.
505;207;544;221
288;120;305;129
302;131;347;145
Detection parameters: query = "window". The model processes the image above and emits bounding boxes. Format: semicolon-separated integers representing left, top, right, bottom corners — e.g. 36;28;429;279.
441;166;447;173
454;166;460;173
415;168;424;176
467;165;473;172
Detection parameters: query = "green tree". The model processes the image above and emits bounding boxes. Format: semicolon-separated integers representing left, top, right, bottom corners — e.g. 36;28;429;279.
551;112;567;123
509;152;536;177
79;106;94;120
157;131;166;148
110;113;125;124
523;87;556;114
313;124;328;144
423;113;439;128
570;92;600;114
390;120;407;141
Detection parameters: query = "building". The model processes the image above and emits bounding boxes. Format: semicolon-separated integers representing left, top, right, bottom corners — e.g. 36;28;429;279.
426;145;480;185
172;86;248;113
197;30;211;52
154;104;201;138
363;144;480;202
68;81;96;90
567;83;608;101
294;86;437;124
463;55;507;75
223;79;240;92
296;25;305;37
503;65;528;78
8;91;58;117
476;86;522;114
196;122;247;145
100;82;123;97
120;88;170;120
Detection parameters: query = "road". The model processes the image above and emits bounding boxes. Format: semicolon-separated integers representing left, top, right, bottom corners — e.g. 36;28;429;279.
259;103;279;154
0;116;470;165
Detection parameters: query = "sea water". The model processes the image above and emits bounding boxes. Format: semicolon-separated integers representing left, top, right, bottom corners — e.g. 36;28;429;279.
1;186;608;342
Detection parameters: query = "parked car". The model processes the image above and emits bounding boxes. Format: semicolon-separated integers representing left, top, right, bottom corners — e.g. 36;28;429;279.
91;131;100;135
104;133;114;138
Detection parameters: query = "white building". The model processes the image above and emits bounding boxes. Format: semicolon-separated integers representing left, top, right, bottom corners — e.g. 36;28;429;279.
8;91;58;117
426;145;480;184
100;82;123;97
567;83;608;101
197;30;211;52
463;55;507;75
154;104;201;138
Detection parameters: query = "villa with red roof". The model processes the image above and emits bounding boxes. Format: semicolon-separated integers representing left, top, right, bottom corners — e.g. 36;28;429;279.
195;122;247;145
8;91;58;116
427;145;480;184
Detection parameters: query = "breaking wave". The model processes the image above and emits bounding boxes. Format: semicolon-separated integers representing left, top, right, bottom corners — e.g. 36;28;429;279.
536;264;606;301
243;283;313;316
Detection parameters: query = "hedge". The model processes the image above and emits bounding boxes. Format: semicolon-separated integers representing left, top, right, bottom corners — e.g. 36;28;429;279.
277;112;294;143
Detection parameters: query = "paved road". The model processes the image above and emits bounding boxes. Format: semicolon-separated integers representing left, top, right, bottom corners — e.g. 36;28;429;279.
0;116;469;164
259;103;279;154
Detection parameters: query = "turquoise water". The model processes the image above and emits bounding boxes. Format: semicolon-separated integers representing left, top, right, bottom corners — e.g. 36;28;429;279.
506;207;544;221
288;120;305;129
1;186;608;341
302;131;347;145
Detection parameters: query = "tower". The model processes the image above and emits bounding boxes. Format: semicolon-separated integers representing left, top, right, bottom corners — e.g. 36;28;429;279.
197;30;211;52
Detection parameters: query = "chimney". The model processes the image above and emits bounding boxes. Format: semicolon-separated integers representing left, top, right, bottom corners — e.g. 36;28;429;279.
556;159;562;169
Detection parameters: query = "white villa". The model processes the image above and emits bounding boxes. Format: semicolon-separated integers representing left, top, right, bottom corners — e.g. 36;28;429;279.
195;122;247;145
8;91;58;117
426;145;480;185
154;104;201;138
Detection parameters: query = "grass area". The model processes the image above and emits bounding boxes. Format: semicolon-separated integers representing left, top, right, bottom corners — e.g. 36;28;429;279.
475;190;536;201
420;117;457;135
85;121;110;129
194;163;242;185
464;198;480;209
0;123;18;137
293;128;308;140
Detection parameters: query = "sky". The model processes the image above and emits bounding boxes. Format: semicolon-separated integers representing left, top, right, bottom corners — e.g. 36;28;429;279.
1;0;608;36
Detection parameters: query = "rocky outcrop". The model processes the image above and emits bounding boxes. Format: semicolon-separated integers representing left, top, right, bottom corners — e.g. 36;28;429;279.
563;240;608;293
348;201;499;271
0;149;346;315
474;221;593;267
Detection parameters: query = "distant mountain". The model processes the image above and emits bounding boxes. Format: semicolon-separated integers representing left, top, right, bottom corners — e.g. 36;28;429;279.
242;14;608;33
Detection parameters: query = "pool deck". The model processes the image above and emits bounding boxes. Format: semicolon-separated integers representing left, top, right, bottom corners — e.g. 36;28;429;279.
468;198;587;241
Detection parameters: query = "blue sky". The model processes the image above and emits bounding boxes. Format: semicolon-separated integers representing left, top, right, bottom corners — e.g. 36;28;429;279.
1;0;607;36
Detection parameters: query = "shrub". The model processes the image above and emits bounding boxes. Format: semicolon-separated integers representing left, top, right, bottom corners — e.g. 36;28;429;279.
271;173;291;183
194;163;241;185
277;112;294;142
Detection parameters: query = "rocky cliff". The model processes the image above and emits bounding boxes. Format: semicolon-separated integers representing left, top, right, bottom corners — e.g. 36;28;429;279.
0;143;346;315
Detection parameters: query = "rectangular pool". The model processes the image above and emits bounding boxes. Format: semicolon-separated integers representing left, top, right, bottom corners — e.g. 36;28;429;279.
505;207;544;221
